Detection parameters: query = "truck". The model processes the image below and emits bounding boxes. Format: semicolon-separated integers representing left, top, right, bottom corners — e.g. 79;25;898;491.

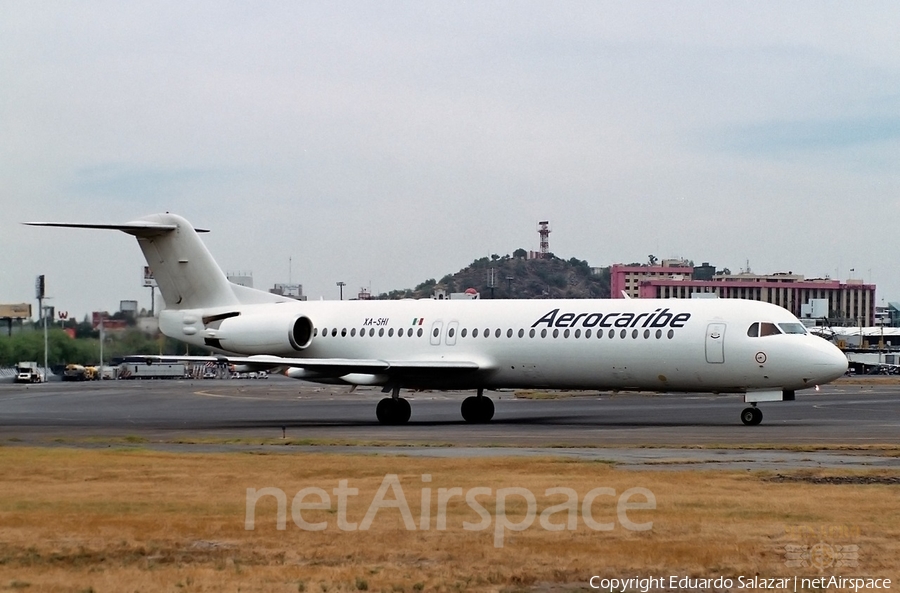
118;363;186;380
15;362;45;384
63;364;98;381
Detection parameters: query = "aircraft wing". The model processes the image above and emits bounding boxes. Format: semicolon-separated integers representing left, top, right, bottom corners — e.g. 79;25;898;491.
120;354;482;375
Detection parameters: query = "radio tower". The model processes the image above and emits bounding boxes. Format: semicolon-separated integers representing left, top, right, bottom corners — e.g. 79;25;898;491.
537;221;551;259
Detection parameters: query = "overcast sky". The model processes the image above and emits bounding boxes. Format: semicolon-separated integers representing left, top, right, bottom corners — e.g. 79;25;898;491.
2;2;899;319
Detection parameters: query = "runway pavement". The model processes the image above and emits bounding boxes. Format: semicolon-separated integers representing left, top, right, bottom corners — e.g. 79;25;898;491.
1;376;897;469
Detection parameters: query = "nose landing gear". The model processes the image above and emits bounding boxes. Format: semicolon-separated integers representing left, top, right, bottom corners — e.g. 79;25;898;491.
740;405;763;426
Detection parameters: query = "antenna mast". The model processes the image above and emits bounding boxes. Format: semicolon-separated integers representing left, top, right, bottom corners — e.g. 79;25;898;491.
537;221;551;259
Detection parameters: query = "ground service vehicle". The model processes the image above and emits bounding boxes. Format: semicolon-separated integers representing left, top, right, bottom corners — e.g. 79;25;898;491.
63;364;98;381
118;363;186;380
15;362;45;384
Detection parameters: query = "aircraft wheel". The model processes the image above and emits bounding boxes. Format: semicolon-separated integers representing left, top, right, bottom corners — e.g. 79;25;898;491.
396;398;411;423
740;407;763;426
376;398;392;424
461;396;478;422
376;397;411;425
478;396;494;422
461;396;494;423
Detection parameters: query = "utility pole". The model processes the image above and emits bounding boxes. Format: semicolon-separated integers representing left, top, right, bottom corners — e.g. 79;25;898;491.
101;313;106;378
36;275;47;380
336;281;346;301
143;266;157;317
42;307;48;381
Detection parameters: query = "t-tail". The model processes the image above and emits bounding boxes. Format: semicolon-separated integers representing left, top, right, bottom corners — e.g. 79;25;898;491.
25;213;284;310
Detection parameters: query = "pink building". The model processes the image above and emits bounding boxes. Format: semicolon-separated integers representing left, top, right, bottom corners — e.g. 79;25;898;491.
611;264;875;326
610;262;693;299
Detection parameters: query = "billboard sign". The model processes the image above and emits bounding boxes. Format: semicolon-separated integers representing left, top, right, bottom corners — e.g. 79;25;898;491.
142;266;158;288
0;303;32;319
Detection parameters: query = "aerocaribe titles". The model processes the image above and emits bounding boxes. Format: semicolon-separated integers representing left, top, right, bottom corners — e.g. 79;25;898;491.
531;307;691;330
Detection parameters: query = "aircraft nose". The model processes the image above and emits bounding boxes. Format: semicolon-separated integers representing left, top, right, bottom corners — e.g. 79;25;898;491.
813;340;848;383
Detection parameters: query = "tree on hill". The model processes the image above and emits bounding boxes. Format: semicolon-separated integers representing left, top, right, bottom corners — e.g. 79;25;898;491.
377;253;610;300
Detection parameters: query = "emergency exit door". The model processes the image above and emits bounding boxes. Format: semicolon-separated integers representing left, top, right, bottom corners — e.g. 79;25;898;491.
705;323;726;363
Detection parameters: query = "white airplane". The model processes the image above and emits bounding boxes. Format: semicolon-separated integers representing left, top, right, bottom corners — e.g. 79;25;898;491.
28;213;848;426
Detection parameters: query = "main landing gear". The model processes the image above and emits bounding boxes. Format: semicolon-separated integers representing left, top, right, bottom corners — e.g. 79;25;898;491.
376;385;411;425
461;388;494;423
740;405;763;426
374;387;496;425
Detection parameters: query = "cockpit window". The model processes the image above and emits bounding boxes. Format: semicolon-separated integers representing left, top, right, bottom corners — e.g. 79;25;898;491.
749;321;803;337
759;322;781;336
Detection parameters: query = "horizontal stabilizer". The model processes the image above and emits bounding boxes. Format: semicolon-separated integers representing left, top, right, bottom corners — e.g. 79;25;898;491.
24;221;209;237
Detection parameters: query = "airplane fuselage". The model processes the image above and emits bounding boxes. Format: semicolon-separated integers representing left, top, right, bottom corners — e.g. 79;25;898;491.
160;297;846;394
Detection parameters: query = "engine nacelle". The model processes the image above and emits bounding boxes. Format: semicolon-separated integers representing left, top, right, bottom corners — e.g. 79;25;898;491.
209;312;313;355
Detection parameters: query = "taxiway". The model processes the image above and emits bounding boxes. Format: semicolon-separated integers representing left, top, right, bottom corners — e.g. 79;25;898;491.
1;377;897;470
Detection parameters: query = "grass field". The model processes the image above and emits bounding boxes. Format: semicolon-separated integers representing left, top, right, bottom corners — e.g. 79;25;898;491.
0;447;897;592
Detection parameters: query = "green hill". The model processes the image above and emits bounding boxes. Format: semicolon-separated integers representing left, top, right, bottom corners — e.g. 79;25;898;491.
378;252;610;300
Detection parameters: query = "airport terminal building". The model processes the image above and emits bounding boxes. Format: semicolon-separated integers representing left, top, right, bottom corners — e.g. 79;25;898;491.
611;262;876;326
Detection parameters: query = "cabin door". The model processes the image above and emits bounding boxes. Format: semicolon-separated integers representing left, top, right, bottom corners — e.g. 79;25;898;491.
705;323;726;364
429;320;444;346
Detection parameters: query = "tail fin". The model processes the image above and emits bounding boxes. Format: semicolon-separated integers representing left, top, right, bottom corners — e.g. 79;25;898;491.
26;213;282;310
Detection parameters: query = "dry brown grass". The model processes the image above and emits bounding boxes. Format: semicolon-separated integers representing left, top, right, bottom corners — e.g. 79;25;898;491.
832;376;900;385
0;447;897;592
